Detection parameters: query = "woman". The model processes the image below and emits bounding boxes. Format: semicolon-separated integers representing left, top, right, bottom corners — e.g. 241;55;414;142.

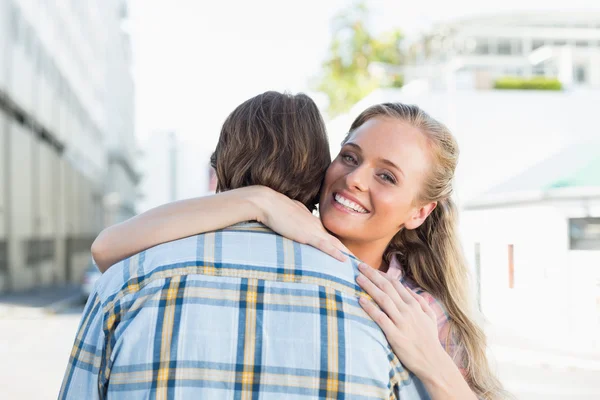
92;103;506;399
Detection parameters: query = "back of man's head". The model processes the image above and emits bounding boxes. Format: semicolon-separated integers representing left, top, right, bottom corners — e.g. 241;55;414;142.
210;91;331;211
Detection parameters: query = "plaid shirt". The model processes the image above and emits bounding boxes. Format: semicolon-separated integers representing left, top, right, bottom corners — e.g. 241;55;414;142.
59;223;430;400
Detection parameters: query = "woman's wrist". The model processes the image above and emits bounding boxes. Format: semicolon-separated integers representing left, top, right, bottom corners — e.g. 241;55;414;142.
242;185;274;224
419;347;473;399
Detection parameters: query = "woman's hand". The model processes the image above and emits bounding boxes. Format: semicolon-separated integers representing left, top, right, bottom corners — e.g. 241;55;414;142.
356;262;443;377
248;186;350;262
356;263;476;399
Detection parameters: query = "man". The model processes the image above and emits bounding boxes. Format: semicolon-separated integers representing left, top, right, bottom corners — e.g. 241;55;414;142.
59;91;429;399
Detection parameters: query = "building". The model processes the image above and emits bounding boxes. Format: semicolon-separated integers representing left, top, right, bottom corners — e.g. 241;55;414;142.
137;131;209;213
371;11;600;91
102;2;139;227
0;0;137;293
463;144;600;351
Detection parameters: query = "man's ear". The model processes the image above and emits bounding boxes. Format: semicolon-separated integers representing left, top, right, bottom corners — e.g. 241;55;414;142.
404;201;437;230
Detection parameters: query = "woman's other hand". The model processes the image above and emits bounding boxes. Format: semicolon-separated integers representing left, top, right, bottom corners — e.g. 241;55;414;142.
248;186;350;262
355;262;472;396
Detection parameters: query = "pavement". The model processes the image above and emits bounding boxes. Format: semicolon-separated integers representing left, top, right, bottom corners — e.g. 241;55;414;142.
486;323;600;369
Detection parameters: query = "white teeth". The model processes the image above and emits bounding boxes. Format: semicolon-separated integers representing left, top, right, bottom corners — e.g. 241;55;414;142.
334;194;367;213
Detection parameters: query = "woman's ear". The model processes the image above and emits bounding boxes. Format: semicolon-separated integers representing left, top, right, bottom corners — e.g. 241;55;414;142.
404;201;437;230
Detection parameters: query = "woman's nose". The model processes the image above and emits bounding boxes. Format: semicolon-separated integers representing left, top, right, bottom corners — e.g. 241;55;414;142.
345;166;368;192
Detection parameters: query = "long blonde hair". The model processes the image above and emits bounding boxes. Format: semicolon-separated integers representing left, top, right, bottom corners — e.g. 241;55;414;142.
347;103;507;399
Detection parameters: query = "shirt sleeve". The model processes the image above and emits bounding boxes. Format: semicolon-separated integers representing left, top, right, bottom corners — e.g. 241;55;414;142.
58;291;107;400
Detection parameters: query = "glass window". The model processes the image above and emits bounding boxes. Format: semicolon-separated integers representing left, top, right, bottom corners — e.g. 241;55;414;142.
474;38;490;55
512;39;523;56
570;218;600;250
575;66;587;83
498;39;512;55
532;39;545;51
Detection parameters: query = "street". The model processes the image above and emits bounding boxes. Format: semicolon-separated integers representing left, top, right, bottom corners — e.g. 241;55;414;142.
0;305;82;399
1;303;599;400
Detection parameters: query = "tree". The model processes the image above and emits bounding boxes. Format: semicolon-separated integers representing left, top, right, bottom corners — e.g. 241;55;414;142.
315;2;405;117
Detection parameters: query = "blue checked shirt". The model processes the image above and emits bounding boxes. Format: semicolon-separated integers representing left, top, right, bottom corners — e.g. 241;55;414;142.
60;222;430;399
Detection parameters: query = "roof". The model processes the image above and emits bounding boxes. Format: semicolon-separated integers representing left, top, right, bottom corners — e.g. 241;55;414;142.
464;142;600;209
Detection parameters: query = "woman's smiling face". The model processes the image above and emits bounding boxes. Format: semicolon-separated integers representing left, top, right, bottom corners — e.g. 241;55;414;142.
319;116;434;249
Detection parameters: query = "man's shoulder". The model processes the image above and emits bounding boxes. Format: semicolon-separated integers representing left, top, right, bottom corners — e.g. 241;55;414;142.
94;222;360;301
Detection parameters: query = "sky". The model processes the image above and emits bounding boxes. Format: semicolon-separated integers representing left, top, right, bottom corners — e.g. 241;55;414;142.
128;0;600;196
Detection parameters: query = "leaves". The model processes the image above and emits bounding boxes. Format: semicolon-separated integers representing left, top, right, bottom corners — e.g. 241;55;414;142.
315;2;406;117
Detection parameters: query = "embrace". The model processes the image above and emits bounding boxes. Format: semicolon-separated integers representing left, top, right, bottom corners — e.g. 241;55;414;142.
59;91;507;399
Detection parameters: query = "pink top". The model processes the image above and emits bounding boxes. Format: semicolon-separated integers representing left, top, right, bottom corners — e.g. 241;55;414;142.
387;256;466;376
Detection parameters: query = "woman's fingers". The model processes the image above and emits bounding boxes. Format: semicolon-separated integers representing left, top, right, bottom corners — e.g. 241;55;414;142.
408;290;437;323
356;273;403;324
389;276;418;306
307;236;348;262
357;263;408;309
331;236;351;255
359;296;398;337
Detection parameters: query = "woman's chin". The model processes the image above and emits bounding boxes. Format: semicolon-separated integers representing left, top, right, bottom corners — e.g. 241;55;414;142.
322;215;358;242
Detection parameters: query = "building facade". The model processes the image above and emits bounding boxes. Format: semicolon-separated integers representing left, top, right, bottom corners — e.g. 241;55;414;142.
386;12;600;90
462;144;600;352
137;131;210;214
0;0;136;293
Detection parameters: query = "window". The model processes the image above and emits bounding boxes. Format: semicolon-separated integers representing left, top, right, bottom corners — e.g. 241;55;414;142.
575;66;587;83
569;218;600;250
532;39;545;51
512;39;523;55
498;39;512;55
0;241;7;273
474;38;490;55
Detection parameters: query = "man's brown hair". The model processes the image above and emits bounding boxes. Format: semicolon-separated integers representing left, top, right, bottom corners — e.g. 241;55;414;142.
210;91;331;210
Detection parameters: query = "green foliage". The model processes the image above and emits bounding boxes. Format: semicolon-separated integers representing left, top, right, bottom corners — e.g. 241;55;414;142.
315;2;405;117
389;73;404;88
494;76;563;91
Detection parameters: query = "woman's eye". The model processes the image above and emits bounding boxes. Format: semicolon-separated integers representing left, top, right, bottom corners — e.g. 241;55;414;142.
341;154;357;164
379;173;396;184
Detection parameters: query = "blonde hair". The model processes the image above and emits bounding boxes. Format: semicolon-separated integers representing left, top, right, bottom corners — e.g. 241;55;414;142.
346;103;507;399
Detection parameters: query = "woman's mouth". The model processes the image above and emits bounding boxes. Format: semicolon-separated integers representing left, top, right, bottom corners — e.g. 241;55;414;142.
332;193;369;214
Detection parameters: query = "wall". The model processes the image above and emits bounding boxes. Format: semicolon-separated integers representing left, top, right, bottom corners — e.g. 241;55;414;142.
462;200;600;351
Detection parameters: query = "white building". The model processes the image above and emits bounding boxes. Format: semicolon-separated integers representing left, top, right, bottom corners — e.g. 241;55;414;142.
463;144;600;352
101;2;139;226
138;131;209;213
0;0;136;292
372;12;600;91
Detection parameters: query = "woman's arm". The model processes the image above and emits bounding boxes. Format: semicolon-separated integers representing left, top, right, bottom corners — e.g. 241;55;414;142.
356;263;477;400
92;186;349;272
92;186;263;271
